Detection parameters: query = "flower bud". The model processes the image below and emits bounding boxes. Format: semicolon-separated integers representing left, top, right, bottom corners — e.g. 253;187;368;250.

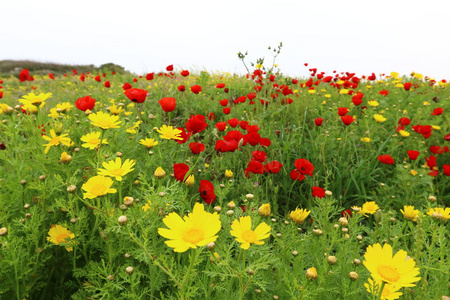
338;217;348;226
125;266;134;275
248;269;255;276
0;227;7;236
123;196;134;206
245;194;254;200
154;167;166;179
327;256;337;264
292;250;299;256
118;215;128;225
306;267;318;280
107;275;115;281
312;229;323;236
206;242;216;251
67;185;77;193
353;258;361;266
227;201;236;209
349;271;359;281
213;206;221;213
226;210;234;216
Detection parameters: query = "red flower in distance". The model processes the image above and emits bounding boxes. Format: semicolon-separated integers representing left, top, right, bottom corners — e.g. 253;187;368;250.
219;99;229;106
264;161;282;173
186;114;208;134
0;142;6;150
188;142;205;154
431;108;444;115
341;115;355;125
315;118;323;126
216;83;225;89
351;92;364;106
173;163;190;182
178;85;186;92
75;95;96;111
19;69;33;82
430;146;446;155
190;85;202;94
158;97;176;112
403;82;412;91
294;159;314;177
251;150;267;163
398;117;411;126
95;75;101;82
146;73;154;80
443;165;450;176
245;161;265;176
125;88;147;103
223;107;231;114
215;122;227;131
199;180;216;204
166;65;174;72
0;92;3;99
379;90;389;96
312;186;325;198
244;132;261;146
227;118;239;128
412;124;433;139
175;127;191;144
407;150;420;160
104;81;111;88
180;70;189;77
378;154;395;165
48;73;55;80
122;83;132;90
425;155;437;169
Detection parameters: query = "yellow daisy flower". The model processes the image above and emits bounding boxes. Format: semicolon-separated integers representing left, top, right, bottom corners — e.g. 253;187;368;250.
400;205;420;222
156;124;183;140
88;111;121;129
108;103;125;115
47;224;76;252
42;129;72;154
359;201;379;216
139;138;159;149
363;243;420;288
225;169;233;178
289;208;311;224
368;100;379;107
19;92;52;107
373;114;387;123
158;202;221;252
230;216;271;249
81;132;108;150
98;157;136;181
81;175;117;199
258;203;271;217
426;207;450;221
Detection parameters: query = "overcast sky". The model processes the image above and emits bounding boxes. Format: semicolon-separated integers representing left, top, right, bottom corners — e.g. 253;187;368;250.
1;0;449;80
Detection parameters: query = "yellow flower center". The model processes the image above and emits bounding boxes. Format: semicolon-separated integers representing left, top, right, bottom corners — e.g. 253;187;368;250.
183;228;204;244
110;168;124;176
89;138;100;144
91;184;108;196
377;265;400;282
241;229;257;243
55;232;70;243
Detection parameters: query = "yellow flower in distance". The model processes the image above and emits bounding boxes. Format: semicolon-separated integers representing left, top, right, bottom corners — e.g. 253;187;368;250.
230;216;271;249
98;157;136;181
108;103;125;115
154;167;166;179
398;130;410;137
42;129;72;154
289;208;311;224
426;207;450;221
373;114;387;123
360;201;379;216
156;124;183;140
81;132;108;150
225;169;233;178
363;243;420;288
258;203;271;216
368;100;379;107
364;278;402;300
158;202;221;252
47;224;76;252
139;138;159;149
400;205;420;222
360;137;371;143
390;72;399;78
81;175;117;199
88;111;121;129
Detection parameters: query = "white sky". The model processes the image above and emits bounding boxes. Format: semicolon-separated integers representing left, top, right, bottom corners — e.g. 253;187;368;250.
1;0;449;80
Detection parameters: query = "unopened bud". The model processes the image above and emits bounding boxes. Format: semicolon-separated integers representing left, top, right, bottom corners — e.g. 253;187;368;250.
125;266;134;275
349;271;359;281
118;215;128;225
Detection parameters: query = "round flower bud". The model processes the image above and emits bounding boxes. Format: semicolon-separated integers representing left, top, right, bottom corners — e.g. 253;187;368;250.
349;271;359;281
133;180;140;186
306;267;318;280
118;215;128;225
24;204;30;209
124;253;131;259
67;185;77;193
273;295;279;300
327;256;337;265
248;269;255;276
255;289;262;294
353;258;361;266
154;167;166;179
107;275;115;281
338;217;349;226
428;195;437;202
25;213;31;218
312;229;323;236
39;175;46;181
206;242;216;251
292;250;299;256
245;194;254;200
276;233;282;237
120;204;127;210
356;235;363;241
125;266;134;275
70;218;77;224
213;206;221;213
226;210;235;216
341;227;349;233
159;192;166;197
227;201;236;209
325;190;333;196
116;152;122;157
20;180;27;185
0;227;7;236
123;196;134;206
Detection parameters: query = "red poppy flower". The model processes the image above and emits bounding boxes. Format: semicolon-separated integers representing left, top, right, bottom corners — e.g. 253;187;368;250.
260;138;271;147
178;85;186;92
430;146;445;155
215;139;238;152
175;127;191;144
294;159;314;177
412;124;433;139
244;132;261;146
290;170;306;181
215;122;227;131
227;118;239;128
75;95;96;111
341;209;352;218
398;117;411;125
124;88;147;103
199;180;216;204
378;154;395;165
180;70;189;77
190;85;202;94
368;73;376;80
216;83;225;89
240;121;249;130
315;118;323;126
80;74;86;82
223;107;231;114
312;186;325;198
264;161;283;173
0;92;3;99
219;99;229;106
122;83;132;90
166;65;174;72
431;108;444;115
189;142;205;154
425;155;436;169
104;81;111;88
341;115;355;125
351;92;364;106
19;69;33;82
443;165;450;176
158;97;176;112
95;75;101;82
48;73;55;80
246;125;260;133
245;161;265;176
403;82;412;91
146;73;154;80
428;170;439;177
185;115;208;134
407;150;420;160
445;133;450;141
224;130;244;142
173;163;190;182
251;150;267;162
208;112;215;120
379;90;389;96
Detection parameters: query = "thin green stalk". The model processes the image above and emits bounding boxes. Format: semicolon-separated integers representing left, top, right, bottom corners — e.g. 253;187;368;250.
179;247;202;298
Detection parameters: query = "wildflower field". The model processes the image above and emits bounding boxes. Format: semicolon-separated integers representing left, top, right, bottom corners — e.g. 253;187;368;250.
0;59;449;299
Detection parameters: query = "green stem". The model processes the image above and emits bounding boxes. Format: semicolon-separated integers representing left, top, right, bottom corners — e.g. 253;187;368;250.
96;129;106;170
180;247;202;298
238;250;247;300
377;281;386;300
